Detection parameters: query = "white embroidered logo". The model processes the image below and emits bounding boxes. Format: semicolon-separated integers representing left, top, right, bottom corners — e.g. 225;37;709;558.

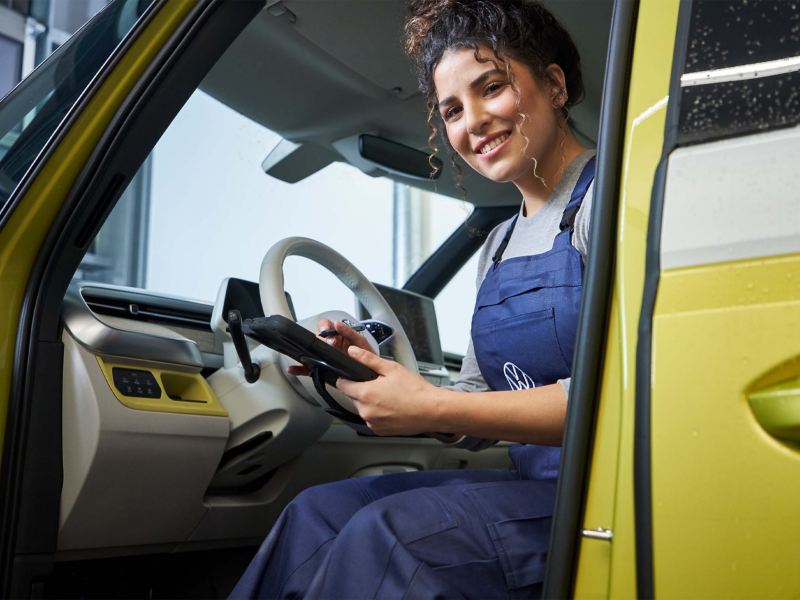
503;362;535;390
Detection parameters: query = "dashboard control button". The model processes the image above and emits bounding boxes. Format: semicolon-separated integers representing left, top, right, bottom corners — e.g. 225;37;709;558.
112;368;161;398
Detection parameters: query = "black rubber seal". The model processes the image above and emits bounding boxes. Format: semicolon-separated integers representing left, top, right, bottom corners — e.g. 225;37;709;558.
542;0;639;597
633;1;693;598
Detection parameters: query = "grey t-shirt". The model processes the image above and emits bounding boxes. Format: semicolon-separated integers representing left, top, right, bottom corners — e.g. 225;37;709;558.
449;150;595;397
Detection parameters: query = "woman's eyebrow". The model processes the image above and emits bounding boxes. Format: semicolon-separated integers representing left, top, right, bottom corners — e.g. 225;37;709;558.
438;68;505;109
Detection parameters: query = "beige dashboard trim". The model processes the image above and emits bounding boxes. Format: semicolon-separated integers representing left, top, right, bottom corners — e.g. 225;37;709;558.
63;283;205;367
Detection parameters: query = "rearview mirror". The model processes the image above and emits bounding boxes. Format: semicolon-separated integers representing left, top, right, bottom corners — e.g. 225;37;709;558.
358;134;442;181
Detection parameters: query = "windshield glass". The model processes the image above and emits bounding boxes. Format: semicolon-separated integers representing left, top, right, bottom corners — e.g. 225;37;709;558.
0;0;154;209
79;89;476;352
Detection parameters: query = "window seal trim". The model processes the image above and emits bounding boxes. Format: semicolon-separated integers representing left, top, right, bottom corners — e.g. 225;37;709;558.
634;0;694;598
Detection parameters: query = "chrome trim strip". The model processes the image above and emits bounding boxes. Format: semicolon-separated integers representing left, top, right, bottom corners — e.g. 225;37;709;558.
681;56;800;87
63;283;204;367
581;527;613;541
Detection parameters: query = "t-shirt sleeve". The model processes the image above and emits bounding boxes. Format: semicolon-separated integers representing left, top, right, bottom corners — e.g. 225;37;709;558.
447;339;490;393
572;180;594;261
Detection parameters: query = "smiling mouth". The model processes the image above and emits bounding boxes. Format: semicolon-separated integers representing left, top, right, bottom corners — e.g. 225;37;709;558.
478;133;510;155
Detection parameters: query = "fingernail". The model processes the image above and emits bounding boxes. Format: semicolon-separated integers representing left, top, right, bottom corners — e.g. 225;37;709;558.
348;346;361;355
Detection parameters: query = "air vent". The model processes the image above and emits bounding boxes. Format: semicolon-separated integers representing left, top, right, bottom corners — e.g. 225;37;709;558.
81;288;213;331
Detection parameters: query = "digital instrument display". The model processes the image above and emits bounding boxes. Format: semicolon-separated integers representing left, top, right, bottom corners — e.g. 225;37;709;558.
222;278;296;322
222;278;263;322
361;284;444;367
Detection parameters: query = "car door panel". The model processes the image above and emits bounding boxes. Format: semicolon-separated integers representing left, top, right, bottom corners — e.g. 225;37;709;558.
645;1;800;597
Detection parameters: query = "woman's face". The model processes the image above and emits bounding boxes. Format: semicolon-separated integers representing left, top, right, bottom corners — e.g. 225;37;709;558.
433;46;562;189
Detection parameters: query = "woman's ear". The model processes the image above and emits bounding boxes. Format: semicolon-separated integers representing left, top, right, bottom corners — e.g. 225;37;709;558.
544;63;568;109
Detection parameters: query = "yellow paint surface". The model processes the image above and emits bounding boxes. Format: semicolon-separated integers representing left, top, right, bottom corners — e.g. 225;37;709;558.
574;0;679;597
651;253;800;598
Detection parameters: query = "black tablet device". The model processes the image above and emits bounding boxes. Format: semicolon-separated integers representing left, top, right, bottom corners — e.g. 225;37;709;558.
241;314;378;385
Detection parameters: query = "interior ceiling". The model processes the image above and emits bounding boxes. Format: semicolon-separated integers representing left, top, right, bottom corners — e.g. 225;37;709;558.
201;0;613;206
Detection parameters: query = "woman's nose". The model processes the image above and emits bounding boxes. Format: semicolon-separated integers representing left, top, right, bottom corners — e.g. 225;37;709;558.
465;102;489;135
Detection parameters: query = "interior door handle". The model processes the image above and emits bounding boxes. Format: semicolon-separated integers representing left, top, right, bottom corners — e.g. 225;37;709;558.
748;376;800;441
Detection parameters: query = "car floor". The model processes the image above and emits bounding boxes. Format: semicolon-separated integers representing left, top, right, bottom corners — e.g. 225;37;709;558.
44;547;256;599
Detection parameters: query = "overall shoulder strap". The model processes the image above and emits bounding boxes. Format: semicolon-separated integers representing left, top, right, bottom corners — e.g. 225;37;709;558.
559;155;596;233
491;214;520;266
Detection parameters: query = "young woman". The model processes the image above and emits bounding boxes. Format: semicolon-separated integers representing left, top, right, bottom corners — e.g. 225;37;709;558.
232;0;595;597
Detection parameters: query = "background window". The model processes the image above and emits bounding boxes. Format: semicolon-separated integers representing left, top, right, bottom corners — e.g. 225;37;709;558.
0;34;22;99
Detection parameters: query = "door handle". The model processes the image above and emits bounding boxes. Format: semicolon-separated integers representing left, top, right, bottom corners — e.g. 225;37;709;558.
748;376;800;442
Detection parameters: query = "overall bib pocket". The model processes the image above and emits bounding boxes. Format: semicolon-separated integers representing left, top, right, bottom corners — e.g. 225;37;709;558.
473;307;570;389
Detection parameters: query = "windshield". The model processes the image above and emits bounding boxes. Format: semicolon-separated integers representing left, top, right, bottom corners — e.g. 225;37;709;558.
78;88;477;354
0;0;154;209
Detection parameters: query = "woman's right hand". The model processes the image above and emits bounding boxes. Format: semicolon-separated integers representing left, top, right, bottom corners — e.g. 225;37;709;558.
287;319;376;376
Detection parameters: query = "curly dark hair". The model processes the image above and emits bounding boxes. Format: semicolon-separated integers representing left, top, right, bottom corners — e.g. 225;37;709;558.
405;0;583;107
404;0;584;185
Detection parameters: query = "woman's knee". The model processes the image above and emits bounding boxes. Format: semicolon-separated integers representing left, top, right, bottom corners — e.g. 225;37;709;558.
288;478;373;526
289;483;332;515
336;488;453;548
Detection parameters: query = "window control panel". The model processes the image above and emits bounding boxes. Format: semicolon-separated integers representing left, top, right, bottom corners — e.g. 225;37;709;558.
112;368;162;398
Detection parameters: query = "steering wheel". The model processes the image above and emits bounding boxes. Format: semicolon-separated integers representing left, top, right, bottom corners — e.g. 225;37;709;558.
259;237;418;415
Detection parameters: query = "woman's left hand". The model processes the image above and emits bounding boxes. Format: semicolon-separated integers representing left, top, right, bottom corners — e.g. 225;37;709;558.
336;346;440;436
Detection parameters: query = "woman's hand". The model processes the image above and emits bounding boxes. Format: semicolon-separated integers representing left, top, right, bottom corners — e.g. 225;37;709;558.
336;346;441;436
287;319;375;376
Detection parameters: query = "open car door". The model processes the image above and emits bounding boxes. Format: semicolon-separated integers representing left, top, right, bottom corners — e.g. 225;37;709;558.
0;1;265;594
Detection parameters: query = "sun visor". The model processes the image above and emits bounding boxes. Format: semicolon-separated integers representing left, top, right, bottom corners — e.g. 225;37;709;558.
261;139;338;183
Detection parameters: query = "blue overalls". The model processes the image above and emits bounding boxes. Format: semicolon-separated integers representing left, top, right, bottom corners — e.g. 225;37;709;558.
230;158;595;600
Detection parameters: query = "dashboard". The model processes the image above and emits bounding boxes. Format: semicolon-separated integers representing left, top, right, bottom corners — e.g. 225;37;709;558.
57;280;505;559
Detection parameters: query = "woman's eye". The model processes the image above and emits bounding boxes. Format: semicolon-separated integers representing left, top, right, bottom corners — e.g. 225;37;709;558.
444;106;462;121
485;82;505;95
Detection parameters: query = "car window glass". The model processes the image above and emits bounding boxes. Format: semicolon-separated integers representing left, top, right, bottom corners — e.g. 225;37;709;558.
79;88;478;339
679;0;800;144
0;0;155;210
